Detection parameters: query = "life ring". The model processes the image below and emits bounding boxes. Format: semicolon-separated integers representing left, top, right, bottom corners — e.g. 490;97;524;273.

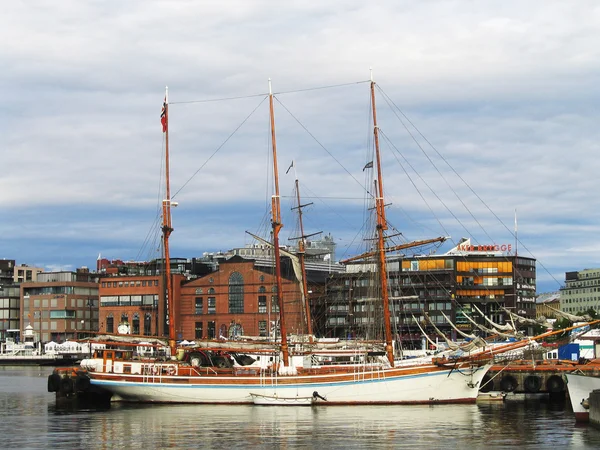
151;365;160;375
546;375;565;393
47;373;61;393
166;366;176;376
499;375;518;392
523;375;542;393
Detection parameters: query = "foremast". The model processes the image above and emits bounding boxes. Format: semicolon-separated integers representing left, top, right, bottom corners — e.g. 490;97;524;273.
268;79;290;366
161;87;176;355
370;73;394;367
292;176;314;337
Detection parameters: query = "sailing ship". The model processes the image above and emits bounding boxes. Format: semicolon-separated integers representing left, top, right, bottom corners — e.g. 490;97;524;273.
75;76;498;405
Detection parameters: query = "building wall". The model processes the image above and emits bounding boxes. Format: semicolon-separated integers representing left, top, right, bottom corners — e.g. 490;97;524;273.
13;265;44;283
21;280;99;342
560;268;600;314
179;258;305;341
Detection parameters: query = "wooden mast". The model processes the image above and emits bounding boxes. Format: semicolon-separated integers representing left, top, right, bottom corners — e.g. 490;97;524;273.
268;79;289;366
161;87;176;355
293;176;314;337
370;71;394;367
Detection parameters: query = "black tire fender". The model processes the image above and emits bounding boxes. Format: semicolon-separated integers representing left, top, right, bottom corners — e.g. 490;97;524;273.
500;375;518;392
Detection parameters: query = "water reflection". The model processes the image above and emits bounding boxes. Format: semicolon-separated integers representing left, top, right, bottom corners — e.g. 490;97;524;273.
2;368;600;449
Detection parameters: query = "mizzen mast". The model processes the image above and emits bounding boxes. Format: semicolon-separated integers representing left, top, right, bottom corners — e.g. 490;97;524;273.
268;79;289;366
370;71;394;367
161;86;177;355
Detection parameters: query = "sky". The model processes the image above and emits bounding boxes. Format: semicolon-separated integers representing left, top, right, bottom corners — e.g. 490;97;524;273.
2;1;600;294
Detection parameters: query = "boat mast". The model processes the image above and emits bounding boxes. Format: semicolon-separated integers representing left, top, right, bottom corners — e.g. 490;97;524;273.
268;79;289;365
370;71;394;367
293;176;314;337
161;86;176;355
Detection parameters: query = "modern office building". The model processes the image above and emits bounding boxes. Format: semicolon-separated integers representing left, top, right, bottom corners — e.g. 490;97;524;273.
21;268;99;342
560;268;600;315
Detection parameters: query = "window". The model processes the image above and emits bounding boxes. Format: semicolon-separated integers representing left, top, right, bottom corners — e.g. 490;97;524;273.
207;321;216;339
195;297;203;314
195;322;203;339
228;272;244;314
258;295;267;313
208;297;216;314
208;288;215;295
271;295;280;313
132;313;140;335
144;313;152;335
106;315;114;333
228;322;243;339
195;288;203;295
258;320;267;337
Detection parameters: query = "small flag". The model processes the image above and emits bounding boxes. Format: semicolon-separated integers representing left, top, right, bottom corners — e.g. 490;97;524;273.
285;160;294;174
362;161;373;171
160;97;167;133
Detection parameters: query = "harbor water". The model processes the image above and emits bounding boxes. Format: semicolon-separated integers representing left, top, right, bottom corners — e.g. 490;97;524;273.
3;367;600;449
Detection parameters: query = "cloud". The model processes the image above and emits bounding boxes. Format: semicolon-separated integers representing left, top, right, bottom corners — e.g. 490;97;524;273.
2;1;600;294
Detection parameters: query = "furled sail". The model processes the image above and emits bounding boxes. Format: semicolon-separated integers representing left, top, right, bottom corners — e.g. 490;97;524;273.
472;305;515;332
440;311;478;339
545;304;592;322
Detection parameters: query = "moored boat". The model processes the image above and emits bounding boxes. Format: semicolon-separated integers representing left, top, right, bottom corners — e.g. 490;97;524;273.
74;77;497;405
565;372;600;422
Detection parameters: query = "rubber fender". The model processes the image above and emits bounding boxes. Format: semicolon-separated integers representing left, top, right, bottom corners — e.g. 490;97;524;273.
47;373;61;393
546;375;565;393
523;375;542;393
499;375;518;393
59;377;73;394
75;374;91;392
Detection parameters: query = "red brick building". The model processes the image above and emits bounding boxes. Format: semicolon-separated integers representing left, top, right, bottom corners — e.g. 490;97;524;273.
178;256;306;341
98;274;184;337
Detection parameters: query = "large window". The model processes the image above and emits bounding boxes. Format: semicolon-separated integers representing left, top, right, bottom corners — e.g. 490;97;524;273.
195;297;203;314
106;314;114;333
195;322;203;339
144;313;152;335
207;321;216;339
258;320;267;337
258;295;267;313
228;272;244;314
208;297;216;314
132;313;140;335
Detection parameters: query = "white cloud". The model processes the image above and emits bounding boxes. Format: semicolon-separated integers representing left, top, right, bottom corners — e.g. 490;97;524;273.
2;1;600;292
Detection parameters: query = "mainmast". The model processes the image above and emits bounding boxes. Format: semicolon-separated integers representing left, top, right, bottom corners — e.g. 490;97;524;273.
161;87;176;356
370;72;394;367
292;175;315;337
268;79;289;366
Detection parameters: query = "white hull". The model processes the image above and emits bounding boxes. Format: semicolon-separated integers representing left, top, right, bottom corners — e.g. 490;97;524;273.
88;363;490;405
565;373;600;422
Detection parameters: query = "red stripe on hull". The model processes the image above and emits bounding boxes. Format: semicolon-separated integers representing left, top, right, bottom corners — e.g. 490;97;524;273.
574;412;589;422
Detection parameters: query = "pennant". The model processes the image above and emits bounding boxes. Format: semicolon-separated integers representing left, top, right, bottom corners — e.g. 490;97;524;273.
160;97;167;133
285;160;294;174
362;161;373;171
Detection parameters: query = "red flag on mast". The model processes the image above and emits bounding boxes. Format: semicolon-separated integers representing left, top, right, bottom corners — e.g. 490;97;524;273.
160;97;167;132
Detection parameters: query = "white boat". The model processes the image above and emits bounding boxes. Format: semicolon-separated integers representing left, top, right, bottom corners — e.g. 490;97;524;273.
565;373;600;422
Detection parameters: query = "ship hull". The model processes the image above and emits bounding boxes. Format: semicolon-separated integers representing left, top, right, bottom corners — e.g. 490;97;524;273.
565;373;600;422
88;362;490;405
